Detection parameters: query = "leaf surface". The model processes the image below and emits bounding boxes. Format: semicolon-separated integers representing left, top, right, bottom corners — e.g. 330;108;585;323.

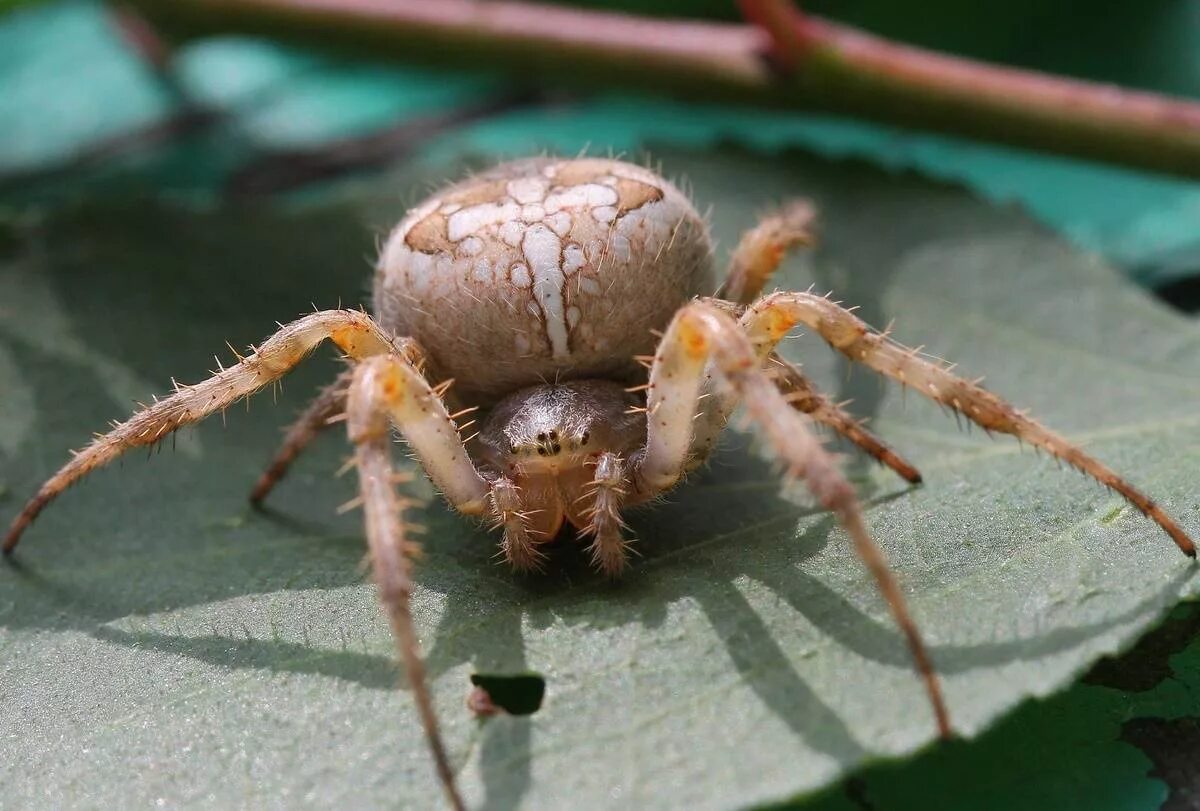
1;147;1198;809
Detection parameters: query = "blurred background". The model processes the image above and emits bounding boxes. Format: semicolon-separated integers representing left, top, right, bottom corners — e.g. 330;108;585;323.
3;0;1200;301
2;2;1200;810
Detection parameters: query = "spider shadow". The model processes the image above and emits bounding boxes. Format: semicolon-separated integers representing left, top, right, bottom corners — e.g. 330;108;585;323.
408;436;1194;808
417;447;866;807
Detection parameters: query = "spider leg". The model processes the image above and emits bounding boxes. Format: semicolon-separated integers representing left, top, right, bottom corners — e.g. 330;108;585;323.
249;368;353;505
717;200;816;305
633;302;951;737
4;309;490;552
743;291;1197;556
689;346;923;484
770;353;923;483
489;477;545;572
345;356;464;811
697;202;922;481
579;452;631;577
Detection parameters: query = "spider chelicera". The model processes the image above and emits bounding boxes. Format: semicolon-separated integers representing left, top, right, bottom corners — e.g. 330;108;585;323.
5;158;1193;810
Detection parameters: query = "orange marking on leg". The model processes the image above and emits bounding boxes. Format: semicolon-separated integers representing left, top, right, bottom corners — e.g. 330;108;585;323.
331;326;358;355
764;306;794;340
678;316;710;359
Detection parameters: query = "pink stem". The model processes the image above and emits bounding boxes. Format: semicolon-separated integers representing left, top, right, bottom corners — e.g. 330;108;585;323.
124;0;1200;177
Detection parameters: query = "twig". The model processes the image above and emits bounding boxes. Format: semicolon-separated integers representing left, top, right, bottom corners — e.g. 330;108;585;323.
737;0;806;71
121;0;1200;178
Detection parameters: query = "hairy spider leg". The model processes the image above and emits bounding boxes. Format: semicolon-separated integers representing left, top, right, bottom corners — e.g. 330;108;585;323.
252;369;474;507
689;338;924;484
347;355;467;811
249;368;353;504
5;310;373;550
768;354;923;484
633;301;951;737
2;309;492;555
488;476;544;573
742;291;1197;557
578;451;631;577
694;206;922;483
717;199;817;305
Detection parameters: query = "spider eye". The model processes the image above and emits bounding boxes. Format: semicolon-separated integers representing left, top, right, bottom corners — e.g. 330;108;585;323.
509;442;519;454
537;447;547;456
580;430;590;445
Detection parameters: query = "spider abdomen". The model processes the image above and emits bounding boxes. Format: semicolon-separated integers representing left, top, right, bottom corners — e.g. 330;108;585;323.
374;158;715;403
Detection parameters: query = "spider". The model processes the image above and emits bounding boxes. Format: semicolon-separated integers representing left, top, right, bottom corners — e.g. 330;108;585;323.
4;158;1194;810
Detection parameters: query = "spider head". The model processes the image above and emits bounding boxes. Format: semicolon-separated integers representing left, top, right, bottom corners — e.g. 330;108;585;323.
478;379;644;475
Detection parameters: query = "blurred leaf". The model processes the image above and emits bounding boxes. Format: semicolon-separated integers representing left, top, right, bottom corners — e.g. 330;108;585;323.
4;2;1200;290
2;146;1199;808
0;0;54;19
171;38;501;150
0;0;174;174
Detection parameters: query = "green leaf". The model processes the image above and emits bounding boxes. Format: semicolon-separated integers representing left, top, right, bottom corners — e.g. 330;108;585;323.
783;603;1200;811
0;1;175;174
2;146;1199;808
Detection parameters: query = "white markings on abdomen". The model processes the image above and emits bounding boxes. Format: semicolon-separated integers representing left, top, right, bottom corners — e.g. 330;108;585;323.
448;202;521;241
521;223;570;358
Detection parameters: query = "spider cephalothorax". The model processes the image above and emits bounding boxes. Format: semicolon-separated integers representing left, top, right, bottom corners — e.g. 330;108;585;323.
4;157;1194;811
477;381;642;472
475;380;644;554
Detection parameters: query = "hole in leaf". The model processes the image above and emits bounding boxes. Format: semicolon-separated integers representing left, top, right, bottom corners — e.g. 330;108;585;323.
469;672;546;716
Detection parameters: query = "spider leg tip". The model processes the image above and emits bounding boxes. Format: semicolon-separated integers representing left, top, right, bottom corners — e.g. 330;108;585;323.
2;527;22;556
